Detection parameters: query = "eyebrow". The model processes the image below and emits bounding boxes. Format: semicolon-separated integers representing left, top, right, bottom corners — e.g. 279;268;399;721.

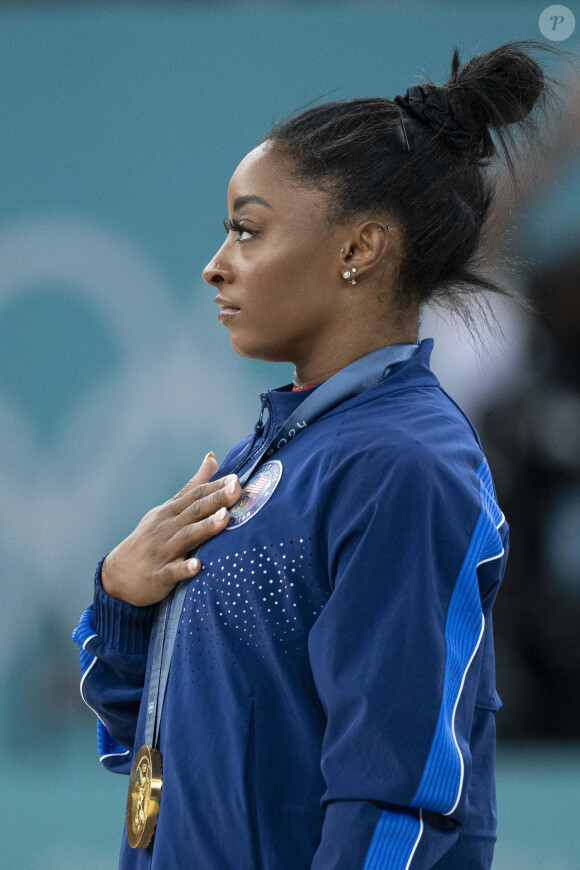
232;194;272;211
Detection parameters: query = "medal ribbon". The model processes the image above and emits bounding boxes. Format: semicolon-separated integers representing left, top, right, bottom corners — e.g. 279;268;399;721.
142;341;419;749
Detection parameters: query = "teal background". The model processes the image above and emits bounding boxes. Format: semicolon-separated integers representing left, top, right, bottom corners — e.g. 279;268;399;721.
0;3;578;867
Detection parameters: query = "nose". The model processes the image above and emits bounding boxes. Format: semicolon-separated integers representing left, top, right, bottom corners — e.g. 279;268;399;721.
202;243;234;286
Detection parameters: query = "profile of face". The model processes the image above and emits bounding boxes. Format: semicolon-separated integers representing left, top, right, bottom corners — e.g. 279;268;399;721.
202;141;350;368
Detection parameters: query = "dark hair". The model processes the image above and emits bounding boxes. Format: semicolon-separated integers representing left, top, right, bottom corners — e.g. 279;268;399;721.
263;40;567;331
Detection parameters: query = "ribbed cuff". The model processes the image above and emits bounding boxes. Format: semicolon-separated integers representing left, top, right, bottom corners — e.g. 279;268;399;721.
93;556;156;655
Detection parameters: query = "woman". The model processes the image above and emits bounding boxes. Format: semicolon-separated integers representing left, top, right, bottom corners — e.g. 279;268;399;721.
74;41;556;870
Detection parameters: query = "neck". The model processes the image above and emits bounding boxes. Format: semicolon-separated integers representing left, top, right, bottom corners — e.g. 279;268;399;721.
291;330;418;389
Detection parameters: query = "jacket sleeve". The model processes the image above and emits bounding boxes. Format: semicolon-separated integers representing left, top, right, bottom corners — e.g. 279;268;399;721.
71;438;252;775
308;438;507;870
72;557;156;774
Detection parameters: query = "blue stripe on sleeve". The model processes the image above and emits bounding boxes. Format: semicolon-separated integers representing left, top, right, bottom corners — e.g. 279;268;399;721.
410;460;503;816
98;719;131;762
363;808;423;870
72;606;97;675
73;606;131;764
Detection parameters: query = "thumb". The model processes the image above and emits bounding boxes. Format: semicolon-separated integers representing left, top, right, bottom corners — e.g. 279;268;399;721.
172;452;218;499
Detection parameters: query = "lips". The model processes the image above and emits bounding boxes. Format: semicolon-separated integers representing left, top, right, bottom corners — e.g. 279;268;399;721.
215;295;240;311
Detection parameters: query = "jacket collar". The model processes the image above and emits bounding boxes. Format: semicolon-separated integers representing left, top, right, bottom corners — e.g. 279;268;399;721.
262;338;437;426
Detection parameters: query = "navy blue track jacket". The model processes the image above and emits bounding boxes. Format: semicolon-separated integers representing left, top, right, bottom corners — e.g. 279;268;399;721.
73;339;508;869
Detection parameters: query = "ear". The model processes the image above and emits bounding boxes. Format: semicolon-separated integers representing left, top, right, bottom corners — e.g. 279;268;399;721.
339;221;397;281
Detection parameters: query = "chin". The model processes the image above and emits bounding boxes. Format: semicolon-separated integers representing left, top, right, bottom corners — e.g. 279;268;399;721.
229;334;290;364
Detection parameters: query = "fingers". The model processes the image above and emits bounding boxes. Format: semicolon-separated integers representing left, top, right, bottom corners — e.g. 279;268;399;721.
102;453;239;607
167;496;238;560
182;476;240;522
158;447;244;562
162;555;204;588
171;452;219;501
168;470;241;522
159;501;235;589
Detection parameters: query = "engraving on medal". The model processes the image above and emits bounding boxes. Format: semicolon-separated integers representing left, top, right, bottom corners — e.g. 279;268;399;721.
132;756;150;833
126;745;163;849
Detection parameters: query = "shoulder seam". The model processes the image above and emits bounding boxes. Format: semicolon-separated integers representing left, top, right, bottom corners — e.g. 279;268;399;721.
435;386;482;447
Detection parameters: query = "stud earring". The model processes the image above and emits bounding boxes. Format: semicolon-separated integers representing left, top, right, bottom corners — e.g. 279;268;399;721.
340;248;345;253
342;269;356;285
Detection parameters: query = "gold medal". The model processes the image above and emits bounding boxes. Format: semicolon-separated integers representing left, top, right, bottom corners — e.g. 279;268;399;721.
126;745;163;849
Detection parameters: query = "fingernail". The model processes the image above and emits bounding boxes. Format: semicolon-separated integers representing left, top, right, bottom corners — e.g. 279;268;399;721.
188;558;199;572
204;451;216;463
225;475;237;495
213;506;227;524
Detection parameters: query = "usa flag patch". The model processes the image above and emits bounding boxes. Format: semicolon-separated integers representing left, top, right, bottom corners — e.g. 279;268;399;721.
226;460;283;529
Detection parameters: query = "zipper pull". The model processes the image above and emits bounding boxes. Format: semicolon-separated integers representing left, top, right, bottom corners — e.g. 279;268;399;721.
255;393;268;434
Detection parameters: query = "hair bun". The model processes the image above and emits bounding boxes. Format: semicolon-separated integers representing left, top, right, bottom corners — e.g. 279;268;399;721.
438;40;548;159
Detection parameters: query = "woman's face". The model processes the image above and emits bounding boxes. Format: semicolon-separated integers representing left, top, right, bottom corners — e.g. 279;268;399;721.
202;141;345;367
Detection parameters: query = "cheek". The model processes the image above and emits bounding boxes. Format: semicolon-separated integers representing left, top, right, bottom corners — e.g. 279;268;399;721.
242;248;303;310
246;242;327;310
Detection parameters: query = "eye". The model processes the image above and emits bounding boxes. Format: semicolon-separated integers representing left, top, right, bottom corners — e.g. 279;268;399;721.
223;217;255;243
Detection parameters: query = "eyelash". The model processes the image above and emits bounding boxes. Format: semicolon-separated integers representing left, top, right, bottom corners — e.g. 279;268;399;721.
223;216;255;242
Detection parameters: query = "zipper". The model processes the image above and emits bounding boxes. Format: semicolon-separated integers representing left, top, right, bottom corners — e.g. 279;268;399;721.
246;697;264;869
254;393;268;436
246;391;272;463
231;392;272;476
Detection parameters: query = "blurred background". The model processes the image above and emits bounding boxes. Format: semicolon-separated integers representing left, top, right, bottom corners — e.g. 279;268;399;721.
0;2;578;868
